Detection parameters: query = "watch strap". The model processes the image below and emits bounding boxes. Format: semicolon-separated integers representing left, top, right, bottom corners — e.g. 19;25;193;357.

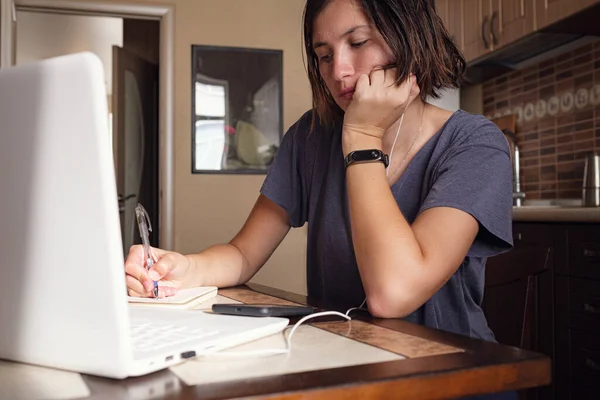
344;149;389;169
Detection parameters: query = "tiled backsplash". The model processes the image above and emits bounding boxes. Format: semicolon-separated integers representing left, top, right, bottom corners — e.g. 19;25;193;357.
482;39;600;200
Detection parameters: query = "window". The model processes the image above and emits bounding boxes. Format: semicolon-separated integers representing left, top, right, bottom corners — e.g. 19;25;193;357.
191;45;283;174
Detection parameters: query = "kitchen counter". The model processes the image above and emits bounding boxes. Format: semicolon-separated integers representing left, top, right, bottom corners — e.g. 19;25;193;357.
512;199;600;222
512;205;600;222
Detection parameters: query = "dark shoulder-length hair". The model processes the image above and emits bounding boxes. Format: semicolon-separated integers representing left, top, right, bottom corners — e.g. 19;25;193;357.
302;0;466;129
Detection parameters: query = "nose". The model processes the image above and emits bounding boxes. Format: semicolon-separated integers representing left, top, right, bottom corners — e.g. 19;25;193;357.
332;50;354;82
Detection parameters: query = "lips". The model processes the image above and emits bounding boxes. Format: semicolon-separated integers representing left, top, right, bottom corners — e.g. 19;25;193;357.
339;88;355;100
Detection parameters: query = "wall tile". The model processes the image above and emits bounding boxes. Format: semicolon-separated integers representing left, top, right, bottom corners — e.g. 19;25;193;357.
482;38;600;199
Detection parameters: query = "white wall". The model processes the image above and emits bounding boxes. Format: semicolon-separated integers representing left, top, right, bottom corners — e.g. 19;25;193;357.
429;88;460;112
16;11;122;95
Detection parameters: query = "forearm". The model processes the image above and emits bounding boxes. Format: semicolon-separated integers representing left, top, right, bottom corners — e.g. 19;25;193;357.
184;243;255;288
346;164;427;314
344;135;427;317
176;195;290;290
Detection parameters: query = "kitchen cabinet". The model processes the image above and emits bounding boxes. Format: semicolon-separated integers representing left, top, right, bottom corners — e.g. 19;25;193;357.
483;221;600;399
461;0;492;62
462;0;535;62
484;222;558;400
536;0;599;30
492;0;536;50
555;224;600;399
436;0;598;64
438;0;535;63
435;0;464;49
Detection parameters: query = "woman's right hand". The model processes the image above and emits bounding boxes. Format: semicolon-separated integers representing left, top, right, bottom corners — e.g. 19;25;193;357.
124;245;193;298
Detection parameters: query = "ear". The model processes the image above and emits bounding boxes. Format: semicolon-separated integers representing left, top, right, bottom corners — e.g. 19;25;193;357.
409;75;421;100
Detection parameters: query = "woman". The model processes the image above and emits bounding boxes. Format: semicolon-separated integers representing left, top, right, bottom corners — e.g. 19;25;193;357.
127;0;513;348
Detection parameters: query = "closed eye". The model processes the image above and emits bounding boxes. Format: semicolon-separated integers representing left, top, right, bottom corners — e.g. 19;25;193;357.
351;40;368;48
319;54;333;63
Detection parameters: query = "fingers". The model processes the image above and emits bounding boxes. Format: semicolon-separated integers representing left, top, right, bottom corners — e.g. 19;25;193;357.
125;268;155;295
390;71;414;92
124;244;157;293
126;267;155;293
148;246;169;261
127;285;150;298
124;245;183;300
125;268;155;294
355;73;370;94
369;68;385;87
125;244;145;268
126;274;147;294
366;67;417;95
157;284;178;298
384;72;420;110
147;254;175;281
366;67;398;88
126;282;177;299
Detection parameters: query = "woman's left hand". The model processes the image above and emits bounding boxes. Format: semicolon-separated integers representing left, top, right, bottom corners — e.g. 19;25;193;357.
343;68;420;142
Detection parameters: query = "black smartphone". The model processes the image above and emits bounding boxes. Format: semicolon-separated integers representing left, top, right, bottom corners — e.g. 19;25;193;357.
212;303;316;317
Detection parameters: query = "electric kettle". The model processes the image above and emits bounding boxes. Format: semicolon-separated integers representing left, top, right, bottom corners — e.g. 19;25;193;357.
583;153;600;207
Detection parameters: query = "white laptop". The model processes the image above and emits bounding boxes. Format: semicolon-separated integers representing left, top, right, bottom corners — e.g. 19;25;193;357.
0;52;288;379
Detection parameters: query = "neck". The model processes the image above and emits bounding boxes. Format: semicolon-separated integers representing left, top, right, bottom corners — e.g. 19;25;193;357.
382;98;425;154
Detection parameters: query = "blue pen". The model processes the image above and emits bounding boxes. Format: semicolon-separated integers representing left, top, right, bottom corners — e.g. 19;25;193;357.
134;203;159;298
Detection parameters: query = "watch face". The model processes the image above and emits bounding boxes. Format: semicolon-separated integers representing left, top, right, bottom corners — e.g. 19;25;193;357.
345;149;388;169
353;150;382;162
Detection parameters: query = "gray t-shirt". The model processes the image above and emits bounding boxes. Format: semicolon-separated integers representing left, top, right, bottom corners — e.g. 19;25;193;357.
260;109;513;341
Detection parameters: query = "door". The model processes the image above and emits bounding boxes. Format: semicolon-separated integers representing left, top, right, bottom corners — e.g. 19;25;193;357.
492;0;535;50
435;0;464;50
0;0;16;68
462;0;492;62
112;45;159;255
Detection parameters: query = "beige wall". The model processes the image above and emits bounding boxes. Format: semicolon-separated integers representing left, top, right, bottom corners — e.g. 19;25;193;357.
16;11;122;95
63;0;312;294
172;0;310;295
170;0;311;295
175;0;310;295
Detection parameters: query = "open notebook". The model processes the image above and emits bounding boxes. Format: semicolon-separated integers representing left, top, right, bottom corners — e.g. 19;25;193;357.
128;287;218;310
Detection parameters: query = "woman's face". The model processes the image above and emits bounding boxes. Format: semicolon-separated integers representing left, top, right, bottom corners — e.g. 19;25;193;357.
312;0;395;111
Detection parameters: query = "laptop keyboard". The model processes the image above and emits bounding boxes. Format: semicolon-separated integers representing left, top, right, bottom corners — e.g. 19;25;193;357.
130;322;220;352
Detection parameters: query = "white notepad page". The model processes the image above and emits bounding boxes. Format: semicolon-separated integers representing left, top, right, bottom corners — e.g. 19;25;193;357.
127;286;218;309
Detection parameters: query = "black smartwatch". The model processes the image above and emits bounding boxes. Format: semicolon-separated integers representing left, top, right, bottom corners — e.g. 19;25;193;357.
344;149;389;169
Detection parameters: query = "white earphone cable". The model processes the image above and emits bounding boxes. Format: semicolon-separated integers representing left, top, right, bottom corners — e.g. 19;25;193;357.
386;112;404;177
198;310;357;359
386;77;424;178
345;297;368;316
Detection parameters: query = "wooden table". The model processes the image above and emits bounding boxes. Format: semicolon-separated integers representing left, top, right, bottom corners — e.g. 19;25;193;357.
77;283;550;399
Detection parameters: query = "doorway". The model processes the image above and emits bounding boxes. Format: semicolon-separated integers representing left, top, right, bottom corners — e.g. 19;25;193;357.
15;11;160;254
113;39;160;252
1;0;175;251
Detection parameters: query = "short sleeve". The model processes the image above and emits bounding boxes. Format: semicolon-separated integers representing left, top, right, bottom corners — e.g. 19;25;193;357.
419;128;514;257
260;112;312;228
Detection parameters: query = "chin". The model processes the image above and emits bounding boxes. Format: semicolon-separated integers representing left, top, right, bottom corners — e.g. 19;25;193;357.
335;98;349;111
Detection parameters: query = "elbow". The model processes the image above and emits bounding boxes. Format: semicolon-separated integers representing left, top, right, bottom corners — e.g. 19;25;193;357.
362;261;433;319
365;291;415;319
